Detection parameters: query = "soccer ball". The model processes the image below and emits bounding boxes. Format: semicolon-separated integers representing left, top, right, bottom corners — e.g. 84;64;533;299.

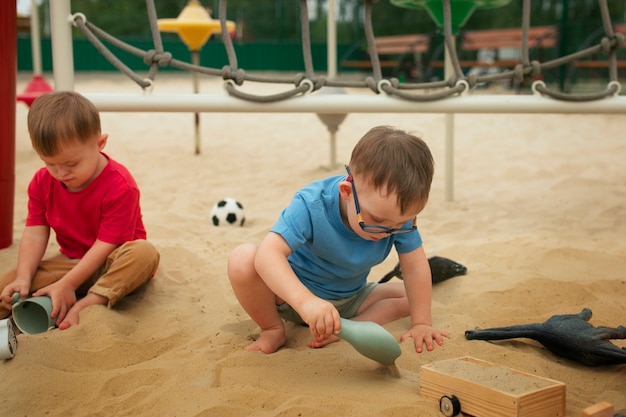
211;197;245;227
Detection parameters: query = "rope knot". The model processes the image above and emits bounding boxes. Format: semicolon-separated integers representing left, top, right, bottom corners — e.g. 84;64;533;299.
466;74;478;89
365;76;380;93
600;36;612;55
446;76;459;88
313;77;326;91
513;64;525;82
221;66;245;85
293;73;307;86
530;61;542;78
603;33;625;54
143;50;172;66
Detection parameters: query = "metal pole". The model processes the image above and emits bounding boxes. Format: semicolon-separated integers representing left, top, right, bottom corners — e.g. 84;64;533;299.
30;0;43;75
316;0;348;169
0;0;17;248
50;0;74;90
327;0;337;78
191;50;201;154
82;93;626;114
558;0;570;91
444;35;455;202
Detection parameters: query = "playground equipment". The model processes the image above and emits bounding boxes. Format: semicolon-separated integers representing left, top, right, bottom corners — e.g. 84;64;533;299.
158;0;235;154
388;0;511;200
315;0;348;170
16;0;54;107
390;0;512;33
1;0;625;249
0;0;16;249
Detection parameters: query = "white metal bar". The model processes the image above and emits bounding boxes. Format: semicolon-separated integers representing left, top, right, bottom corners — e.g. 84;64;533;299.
444;113;454;201
444;36;455;201
48;1;626;203
29;0;42;75
191;51;201;155
82;93;626;114
327;0;337;78
49;0;74;90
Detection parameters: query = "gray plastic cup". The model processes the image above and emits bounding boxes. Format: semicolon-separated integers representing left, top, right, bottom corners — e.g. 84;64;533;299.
11;293;55;334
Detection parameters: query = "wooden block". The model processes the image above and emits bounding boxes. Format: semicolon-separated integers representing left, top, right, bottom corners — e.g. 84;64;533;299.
420;356;566;417
581;402;614;417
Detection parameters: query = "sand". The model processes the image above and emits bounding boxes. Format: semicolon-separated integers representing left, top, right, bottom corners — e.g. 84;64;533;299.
1;72;625;416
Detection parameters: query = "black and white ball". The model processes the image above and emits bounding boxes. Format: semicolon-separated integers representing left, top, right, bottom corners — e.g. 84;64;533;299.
211;197;245;227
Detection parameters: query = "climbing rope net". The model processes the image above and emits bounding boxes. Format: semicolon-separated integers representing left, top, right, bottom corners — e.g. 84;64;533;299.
69;0;625;104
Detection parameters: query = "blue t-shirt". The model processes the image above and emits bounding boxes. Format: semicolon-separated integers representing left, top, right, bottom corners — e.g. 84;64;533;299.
270;175;423;300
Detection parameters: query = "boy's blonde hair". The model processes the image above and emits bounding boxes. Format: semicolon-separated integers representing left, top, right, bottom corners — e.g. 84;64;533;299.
348;125;434;214
27;91;101;157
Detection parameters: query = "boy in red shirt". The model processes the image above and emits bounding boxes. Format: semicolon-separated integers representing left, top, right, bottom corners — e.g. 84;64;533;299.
0;91;159;330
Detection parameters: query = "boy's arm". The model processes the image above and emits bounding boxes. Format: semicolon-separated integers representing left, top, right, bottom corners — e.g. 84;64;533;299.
255;232;341;340
0;225;50;304
398;246;450;352
33;239;118;324
400;246;433;326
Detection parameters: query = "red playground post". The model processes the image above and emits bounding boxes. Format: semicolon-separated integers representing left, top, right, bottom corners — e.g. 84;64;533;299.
0;0;17;248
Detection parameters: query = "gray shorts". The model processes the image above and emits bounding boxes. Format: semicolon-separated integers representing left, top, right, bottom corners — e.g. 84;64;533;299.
277;282;377;325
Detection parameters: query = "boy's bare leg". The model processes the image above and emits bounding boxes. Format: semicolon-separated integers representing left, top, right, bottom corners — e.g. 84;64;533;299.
308;282;408;349
352;282;409;323
228;244;286;354
58;292;107;330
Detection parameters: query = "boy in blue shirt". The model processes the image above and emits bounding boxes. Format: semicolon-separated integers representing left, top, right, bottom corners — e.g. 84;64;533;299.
228;125;449;354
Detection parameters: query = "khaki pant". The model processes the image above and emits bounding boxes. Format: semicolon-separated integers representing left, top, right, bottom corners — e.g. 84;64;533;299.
0;240;160;319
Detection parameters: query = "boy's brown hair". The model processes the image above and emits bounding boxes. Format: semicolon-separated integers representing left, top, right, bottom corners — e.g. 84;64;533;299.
27;91;101;157
348;125;434;214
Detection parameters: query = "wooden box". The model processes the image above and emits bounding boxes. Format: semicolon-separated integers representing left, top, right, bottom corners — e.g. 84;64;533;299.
420;356;566;417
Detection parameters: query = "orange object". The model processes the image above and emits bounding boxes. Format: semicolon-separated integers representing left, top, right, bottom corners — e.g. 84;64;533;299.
581;402;614;417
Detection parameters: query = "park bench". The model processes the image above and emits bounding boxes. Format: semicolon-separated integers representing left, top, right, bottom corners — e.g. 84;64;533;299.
339;25;625;86
421;26;559;88
340;34;431;78
430;26;559;70
17;16;30;33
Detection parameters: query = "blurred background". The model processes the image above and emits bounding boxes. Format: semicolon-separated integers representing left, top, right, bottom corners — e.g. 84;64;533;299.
15;1;626;90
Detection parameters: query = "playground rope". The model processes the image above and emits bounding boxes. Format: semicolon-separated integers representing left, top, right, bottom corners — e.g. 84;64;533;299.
70;0;624;103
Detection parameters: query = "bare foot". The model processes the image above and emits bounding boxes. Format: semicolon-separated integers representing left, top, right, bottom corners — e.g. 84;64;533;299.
58;307;80;330
307;334;340;349
245;327;286;354
58;293;107;330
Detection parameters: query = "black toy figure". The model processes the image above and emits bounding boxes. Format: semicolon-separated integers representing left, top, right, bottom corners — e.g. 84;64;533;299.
465;308;626;366
379;256;467;284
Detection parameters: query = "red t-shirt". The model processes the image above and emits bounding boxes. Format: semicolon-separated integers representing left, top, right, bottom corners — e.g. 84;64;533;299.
26;154;147;259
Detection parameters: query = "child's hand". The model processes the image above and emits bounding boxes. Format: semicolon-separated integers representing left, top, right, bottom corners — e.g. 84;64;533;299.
400;323;450;353
0;278;31;309
297;297;341;342
33;282;77;326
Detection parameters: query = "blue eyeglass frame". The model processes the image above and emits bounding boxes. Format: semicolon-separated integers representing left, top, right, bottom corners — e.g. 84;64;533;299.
345;166;417;235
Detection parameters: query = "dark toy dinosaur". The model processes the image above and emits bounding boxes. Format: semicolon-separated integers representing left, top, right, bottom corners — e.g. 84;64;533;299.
378;256;467;284
465;308;626;366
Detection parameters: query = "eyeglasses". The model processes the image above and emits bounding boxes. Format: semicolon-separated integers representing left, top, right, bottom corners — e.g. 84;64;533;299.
345;166;416;235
